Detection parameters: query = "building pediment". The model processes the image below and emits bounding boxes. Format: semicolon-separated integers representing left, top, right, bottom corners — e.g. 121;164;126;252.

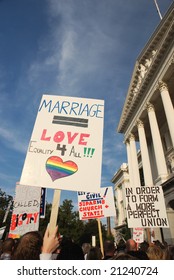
117;3;174;134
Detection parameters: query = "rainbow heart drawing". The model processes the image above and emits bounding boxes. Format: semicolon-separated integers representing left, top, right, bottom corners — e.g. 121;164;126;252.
46;156;78;181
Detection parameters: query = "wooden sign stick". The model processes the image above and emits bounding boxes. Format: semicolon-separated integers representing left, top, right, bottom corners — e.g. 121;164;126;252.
49;189;61;234
97;218;104;258
146;228;151;245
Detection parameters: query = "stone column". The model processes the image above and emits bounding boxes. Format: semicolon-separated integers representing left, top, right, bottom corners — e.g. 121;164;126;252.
125;139;134;187
146;102;168;182
120;163;129;222
129;133;141;187
158;81;174;147
137;119;153;186
117;186;123;225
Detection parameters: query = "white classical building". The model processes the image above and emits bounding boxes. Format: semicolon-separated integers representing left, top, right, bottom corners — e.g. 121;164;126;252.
112;3;174;244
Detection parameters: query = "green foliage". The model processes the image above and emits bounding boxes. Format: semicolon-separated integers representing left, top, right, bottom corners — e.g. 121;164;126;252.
0;188;13;211
79;219;107;246
1;188;108;248
39;199;107;247
57;199;85;243
105;233;114;242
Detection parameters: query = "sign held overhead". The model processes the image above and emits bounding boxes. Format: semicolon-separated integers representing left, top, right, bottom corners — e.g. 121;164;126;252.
20;95;104;193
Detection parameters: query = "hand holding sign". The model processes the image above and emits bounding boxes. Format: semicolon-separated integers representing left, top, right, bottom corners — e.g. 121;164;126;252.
42;225;60;254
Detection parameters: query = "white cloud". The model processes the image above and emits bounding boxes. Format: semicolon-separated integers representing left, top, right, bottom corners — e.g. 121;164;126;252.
0;126;28;153
0;172;17;185
36;0;123;97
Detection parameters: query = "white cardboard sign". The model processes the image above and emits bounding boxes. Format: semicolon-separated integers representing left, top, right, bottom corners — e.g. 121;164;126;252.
9;183;41;238
78;187;116;220
133;228;144;243
0;226;6;240
125;185;169;228
20;95;104;192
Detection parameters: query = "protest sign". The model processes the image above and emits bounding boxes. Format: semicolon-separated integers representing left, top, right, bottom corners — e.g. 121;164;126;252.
125;185;169;228
40;188;46;218
0;226;6;240
8;183;41;238
78;186;116;220
133;227;144;243
20;95;104;193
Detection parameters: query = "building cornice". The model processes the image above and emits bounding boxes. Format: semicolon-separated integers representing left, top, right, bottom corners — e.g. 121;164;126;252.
117;2;174;134
111;163;128;183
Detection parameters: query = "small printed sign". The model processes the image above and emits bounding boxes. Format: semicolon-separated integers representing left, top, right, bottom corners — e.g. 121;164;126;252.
133;227;144;243
78;187;116;220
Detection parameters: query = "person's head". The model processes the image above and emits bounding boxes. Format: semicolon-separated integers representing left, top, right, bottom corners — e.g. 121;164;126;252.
147;244;164;260
112;252;139;260
104;240;115;258
126;239;137;252
12;231;43;260
57;237;84;260
86;246;102;260
167;245;174;260
153;240;165;249
1;238;15;254
139;241;149;252
0;238;15;259
82;243;91;255
116;239;126;253
127;250;149;260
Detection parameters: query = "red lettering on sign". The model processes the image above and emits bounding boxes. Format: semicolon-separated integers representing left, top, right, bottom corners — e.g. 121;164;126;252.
40;129;90;145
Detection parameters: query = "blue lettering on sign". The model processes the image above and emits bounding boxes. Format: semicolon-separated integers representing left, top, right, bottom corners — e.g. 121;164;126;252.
86;193;101;199
39;99;104;118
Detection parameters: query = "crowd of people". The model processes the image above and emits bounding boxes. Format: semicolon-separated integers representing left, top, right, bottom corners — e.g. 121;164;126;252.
0;225;174;260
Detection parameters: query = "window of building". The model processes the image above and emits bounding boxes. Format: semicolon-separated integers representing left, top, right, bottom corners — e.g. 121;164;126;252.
139;167;145;186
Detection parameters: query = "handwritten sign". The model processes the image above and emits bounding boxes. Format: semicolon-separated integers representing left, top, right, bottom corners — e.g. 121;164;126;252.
78;187;116;220
133;228;144;243
20;95;104;192
125;185;169;228
0;226;6;240
8;183;41;238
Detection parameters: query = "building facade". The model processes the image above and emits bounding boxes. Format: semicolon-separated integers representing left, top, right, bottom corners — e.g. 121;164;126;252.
113;3;174;244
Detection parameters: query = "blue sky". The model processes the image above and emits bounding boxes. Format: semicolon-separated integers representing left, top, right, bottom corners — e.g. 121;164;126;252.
0;0;172;214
